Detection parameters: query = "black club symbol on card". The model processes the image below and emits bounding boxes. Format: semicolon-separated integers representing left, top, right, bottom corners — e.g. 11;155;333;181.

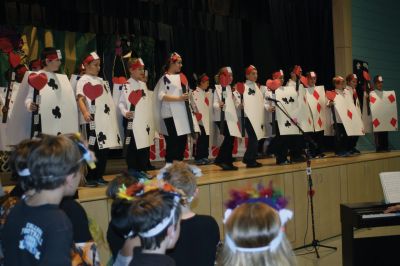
285;120;291;127
52;106;61;118
146;125;150;135
48;79;58;90
248;88;255;95
98;132;107;144
104;104;110;114
289;97;295;103
282;97;289;104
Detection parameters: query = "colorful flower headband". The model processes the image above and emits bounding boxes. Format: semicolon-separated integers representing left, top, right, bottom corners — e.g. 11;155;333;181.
223;182;293;253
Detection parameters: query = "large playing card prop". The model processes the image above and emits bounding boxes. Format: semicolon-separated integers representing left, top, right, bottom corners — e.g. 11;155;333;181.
6;71;78;146
333;92;364;136
192;89;211;135
111;77;127;141
306;86;327;132
215;85;241;138
122;78;154;149
243;82;266;140
79;76;121;149
370;90;398;132
297;86;314;133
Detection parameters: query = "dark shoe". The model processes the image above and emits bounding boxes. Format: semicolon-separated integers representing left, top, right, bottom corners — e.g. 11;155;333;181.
277;160;290;165
96;178;109;186
246;162;263;168
291;156;307;163
335;151;350;157
84;180;98;188
202;158;213;165
351;148;361;154
217;163;238;171
195;159;207;165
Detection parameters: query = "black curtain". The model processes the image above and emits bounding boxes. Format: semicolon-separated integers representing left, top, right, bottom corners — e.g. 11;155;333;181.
0;0;335;88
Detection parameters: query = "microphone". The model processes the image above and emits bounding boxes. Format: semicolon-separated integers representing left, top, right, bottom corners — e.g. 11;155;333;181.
266;97;279;103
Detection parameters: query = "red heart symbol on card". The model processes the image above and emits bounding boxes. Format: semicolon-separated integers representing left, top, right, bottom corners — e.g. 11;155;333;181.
195;112;202;121
28;73;48;91
8;51;21;68
236;82;245;95
363;71;371;81
180;73;188;86
83;82;103;101
112;76;127;84
128;90;143;106
326;90;337;101
266;79;281;91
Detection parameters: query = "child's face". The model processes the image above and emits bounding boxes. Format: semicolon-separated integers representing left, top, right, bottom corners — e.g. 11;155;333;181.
308;76;316;87
131;66;145;80
169;59;183;73
85;59;101;76
246;70;258;82
375;81;383;90
335;80;345;90
200;80;209;90
348;79;357;88
45;59;61;72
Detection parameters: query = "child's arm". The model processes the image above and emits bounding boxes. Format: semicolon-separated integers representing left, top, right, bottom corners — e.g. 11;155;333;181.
76;95;92;122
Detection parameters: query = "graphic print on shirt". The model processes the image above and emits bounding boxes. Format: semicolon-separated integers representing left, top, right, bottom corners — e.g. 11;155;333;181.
19;222;43;260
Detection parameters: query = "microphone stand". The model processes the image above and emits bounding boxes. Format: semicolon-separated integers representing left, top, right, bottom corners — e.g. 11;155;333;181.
270;98;337;258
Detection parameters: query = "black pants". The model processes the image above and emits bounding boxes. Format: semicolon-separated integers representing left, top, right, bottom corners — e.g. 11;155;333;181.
288;135;304;159
272;121;289;164
243;118;258;164
334;123;348;154
85;124;109;181
215;121;234;164
306;131;325;156
374;131;389;151
348;136;359;151
195;125;209;160
164;117;187;163
125;135;150;172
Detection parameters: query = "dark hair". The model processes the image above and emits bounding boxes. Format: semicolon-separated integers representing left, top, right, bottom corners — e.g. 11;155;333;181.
40;47;58;66
129;190;181;249
106;172;140;199
373;75;383;84
197;73;208;85
22;135;83;191
162;52;181;73
8;138;41;190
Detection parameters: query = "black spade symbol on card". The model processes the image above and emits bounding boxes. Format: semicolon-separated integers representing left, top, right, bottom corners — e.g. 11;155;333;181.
285;120;291;127
282;97;289;104
164;76;171;85
289;97;295;103
142;89;146;98
98;132;107;144
52;106;61;118
48;79;58;90
104;104;110;114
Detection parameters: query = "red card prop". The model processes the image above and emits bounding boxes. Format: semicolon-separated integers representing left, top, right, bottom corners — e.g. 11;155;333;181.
326;90;337;101
128;90;143;106
83;82;103;101
362;71;371;81
112;76;128;84
28;73;48;91
236;82;245;95
8;51;21;68
180;73;188;86
266;79;280;91
219;73;230;87
300;76;308;87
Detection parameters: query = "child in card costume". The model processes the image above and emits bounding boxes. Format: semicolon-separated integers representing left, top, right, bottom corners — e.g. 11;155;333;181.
76;52;121;186
346;74;362;154
6;48;79;146
154;52;200;165
119;58;153;174
326;76;364;156
192;74;212;165
264;70;291;164
213;67;241;171
304;71;326;158
370;75;397;152
234;65;265;168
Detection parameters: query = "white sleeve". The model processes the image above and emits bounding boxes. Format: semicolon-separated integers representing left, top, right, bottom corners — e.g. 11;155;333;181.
76;79;84;97
213;89;220;110
24;86;34;112
158;83;167;101
118;93;129;118
264;90;272;111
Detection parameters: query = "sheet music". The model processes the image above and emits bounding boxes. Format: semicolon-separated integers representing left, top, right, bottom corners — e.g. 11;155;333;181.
380;172;400;203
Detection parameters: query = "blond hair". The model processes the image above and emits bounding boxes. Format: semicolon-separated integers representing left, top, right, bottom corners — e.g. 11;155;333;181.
160;162;197;205
218;203;296;266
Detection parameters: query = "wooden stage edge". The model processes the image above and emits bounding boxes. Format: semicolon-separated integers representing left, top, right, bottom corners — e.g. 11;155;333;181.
78;151;400;201
77;151;400;263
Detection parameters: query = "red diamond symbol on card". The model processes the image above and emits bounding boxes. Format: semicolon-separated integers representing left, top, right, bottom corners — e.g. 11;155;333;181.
347;110;353;119
388;94;396;103
313;90;320;100
308;118;312;125
317;103;321;113
373;118;380;128
390;117;397;127
304;96;307;103
370;96;376;104
204;97;209;106
318;118;322;128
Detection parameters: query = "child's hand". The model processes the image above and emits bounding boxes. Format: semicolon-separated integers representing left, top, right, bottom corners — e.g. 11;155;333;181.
180;93;189;101
219;101;224;108
83;112;93;122
268;106;275;112
328;101;334;107
29;102;39;111
384;205;400;213
239;103;244;109
126;111;135;119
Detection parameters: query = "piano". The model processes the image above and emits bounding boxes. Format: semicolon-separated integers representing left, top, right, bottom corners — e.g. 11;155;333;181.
341;202;400;266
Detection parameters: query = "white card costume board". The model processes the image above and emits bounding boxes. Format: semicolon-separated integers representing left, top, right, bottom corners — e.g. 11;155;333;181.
120;78;154;149
306;86;327;132
112;81;127;140
332;90;364;136
297;86;314;133
262;87;276;138
153;74;200;136
76;75;121;149
213;85;241;138
370;90;398;132
243;81;266;140
361;91;373;133
6;71;79;146
145;88;157;144
192;87;211;135
70;74;80;94
275;86;310;135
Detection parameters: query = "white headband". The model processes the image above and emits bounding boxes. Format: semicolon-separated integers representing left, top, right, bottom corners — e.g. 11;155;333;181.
17;168;31;177
139;195;180;238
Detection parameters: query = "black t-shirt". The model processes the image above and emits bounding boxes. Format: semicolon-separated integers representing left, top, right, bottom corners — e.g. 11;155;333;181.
3;200;73;266
130;247;175;266
167;214;220;266
107;221;126;259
